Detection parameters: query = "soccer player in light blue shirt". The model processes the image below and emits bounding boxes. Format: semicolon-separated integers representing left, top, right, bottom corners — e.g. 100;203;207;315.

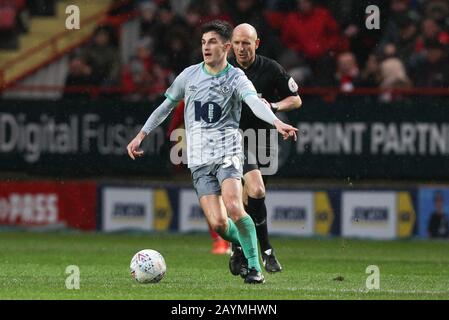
127;20;297;284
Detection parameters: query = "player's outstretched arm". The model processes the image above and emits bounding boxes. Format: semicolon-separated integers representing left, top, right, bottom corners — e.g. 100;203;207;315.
273;119;298;141
243;94;298;141
127;131;146;160
127;98;176;160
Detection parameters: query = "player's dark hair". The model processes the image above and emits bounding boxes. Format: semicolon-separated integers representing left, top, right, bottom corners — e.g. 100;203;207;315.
201;20;233;42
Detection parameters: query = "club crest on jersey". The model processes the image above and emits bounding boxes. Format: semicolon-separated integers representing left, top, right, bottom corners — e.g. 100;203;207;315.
220;85;231;95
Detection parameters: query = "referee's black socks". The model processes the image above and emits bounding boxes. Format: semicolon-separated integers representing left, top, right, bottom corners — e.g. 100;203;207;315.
245;196;272;253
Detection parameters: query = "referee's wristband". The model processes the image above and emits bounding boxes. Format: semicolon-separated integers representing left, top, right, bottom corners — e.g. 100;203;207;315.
270;102;279;113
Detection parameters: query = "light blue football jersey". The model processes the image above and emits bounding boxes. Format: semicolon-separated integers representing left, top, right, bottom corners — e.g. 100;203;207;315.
165;62;257;168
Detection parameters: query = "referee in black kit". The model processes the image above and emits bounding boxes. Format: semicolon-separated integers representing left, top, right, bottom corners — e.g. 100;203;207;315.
228;23;302;276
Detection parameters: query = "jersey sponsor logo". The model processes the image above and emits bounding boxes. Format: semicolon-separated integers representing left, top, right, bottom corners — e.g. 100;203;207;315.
194;101;222;123
188;85;198;92
288;77;298;93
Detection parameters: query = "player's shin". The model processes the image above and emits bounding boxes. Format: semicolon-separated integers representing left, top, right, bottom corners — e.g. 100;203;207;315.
216;218;240;245
235;214;262;272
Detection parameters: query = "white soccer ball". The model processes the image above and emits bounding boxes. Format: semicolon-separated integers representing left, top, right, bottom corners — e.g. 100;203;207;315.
130;249;166;283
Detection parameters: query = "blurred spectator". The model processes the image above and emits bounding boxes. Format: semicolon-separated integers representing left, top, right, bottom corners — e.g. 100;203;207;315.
380;0;421;50
280;0;349;62
184;2;203;63
163;31;192;74
397;16;420;61
228;0;282;58
278;49;313;87
194;0;232;24
122;38;173;102
428;191;449;238
379;57;412;102
423;0;449;27
109;0;137;15
151;1;189;63
28;0;56;16
267;0;296;11
168;0;192;16
139;1;159;43
414;18;449;53
0;0;28;49
411;39;449;87
64;53;94;99
382;43;399;60
333;52;360;92
359;54;381;88
81;26;121;86
335;0;386;67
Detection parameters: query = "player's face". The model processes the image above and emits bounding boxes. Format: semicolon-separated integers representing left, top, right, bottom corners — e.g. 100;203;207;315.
201;32;230;67
232;31;259;67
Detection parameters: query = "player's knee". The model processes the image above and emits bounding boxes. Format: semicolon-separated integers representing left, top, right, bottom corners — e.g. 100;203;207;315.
211;217;228;233
247;183;265;199
223;198;243;218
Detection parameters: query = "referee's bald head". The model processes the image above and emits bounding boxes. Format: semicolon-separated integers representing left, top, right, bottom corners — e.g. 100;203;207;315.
232;23;260;68
233;23;258;41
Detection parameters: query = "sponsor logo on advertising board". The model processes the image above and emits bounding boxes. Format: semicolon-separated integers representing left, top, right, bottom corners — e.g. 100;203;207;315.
102;187;153;231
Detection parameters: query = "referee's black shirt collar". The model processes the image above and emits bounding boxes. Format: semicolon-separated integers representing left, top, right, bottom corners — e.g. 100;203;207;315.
230;54;260;72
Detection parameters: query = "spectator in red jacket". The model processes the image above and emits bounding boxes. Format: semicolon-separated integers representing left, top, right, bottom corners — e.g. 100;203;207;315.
334;52;360;92
280;0;348;62
414;18;449;54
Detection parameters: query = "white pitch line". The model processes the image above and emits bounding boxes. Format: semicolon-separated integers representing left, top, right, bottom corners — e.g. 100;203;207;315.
280;287;449;295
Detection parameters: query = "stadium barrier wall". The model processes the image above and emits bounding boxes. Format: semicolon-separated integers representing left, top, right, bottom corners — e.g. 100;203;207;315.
0;181;96;230
0;99;169;176
279;97;449;180
2;181;448;239
1;98;449;180
97;183;423;240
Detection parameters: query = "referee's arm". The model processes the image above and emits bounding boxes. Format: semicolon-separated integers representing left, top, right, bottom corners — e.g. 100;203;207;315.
270;95;302;112
269;61;302;112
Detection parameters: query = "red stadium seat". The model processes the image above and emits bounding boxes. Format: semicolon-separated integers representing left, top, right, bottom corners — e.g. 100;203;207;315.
0;5;17;31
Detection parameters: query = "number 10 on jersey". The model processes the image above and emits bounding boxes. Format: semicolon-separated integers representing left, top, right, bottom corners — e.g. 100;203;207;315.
194;101;222;123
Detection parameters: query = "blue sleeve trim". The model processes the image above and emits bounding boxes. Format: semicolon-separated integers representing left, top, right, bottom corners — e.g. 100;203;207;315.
164;92;179;103
241;91;257;101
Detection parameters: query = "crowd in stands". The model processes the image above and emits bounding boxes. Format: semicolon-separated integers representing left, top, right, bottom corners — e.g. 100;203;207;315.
0;0;56;49
112;0;449;103
2;0;449;101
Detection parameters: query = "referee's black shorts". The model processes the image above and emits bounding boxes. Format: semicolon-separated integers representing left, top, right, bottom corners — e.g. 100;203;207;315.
242;147;269;185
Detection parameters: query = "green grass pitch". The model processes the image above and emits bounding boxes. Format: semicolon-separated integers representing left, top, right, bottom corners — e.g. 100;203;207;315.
0;231;448;300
